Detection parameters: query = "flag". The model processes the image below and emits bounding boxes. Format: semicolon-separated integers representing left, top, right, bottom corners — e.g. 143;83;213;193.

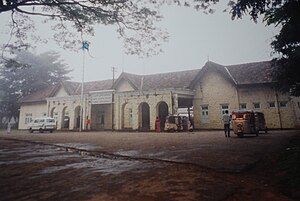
82;41;89;50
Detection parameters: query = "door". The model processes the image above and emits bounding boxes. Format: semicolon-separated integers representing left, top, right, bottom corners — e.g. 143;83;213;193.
96;111;105;130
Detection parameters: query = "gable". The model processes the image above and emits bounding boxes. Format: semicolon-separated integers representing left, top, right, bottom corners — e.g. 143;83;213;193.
115;78;135;92
200;70;236;93
190;61;235;89
54;86;69;97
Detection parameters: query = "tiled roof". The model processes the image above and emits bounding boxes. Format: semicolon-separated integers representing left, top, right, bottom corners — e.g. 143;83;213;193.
20;61;273;103
121;69;201;91
72;80;113;95
63;81;80;94
20;80;113;103
226;61;272;85
19;85;59;103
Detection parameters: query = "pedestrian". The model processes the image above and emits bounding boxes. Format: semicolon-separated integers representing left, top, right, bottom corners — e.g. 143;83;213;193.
222;110;231;137
86;116;91;130
7;121;11;134
155;116;160;132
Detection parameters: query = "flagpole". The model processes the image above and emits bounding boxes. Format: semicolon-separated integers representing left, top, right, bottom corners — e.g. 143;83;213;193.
79;45;86;132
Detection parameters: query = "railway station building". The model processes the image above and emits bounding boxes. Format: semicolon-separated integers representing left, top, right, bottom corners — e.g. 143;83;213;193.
18;61;300;131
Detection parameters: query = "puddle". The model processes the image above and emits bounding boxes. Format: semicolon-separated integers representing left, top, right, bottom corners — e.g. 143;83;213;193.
55;143;101;151
114;150;139;157
0;141;156;176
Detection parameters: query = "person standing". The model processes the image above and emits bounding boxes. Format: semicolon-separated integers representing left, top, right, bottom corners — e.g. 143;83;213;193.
222;110;231;137
7;121;11;134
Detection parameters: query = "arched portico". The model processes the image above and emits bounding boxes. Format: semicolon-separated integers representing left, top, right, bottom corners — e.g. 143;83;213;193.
157;101;169;131
62;106;70;129
121;103;133;130
74;106;81;129
138;102;150;131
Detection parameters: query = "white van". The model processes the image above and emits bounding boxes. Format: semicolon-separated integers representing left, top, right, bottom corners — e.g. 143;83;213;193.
28;117;56;133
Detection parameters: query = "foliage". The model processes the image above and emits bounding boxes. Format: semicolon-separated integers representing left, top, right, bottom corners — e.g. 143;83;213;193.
235;0;300;96
204;0;300;96
1;0;299;95
0;0;161;57
0;0;221;57
0;50;71;123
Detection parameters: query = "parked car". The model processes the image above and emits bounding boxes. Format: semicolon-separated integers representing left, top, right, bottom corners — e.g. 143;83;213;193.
28;117;56;133
231;111;267;137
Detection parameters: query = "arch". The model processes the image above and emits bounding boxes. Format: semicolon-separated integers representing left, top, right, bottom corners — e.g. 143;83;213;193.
50;107;58;128
74;105;81;129
62;106;70;129
138;102;150;131
157;101;169;131
122;103;133;129
50;107;56;118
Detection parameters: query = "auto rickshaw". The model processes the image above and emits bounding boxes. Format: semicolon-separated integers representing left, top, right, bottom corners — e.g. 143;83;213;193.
231;111;267;137
164;115;193;132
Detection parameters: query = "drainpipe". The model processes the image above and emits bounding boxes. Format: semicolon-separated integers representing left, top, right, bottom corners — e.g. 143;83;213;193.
112;91;114;131
47;100;50;117
236;86;240;112
275;91;283;129
170;91;173;115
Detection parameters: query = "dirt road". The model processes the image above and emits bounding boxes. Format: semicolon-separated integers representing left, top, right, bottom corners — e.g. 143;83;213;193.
0;130;298;201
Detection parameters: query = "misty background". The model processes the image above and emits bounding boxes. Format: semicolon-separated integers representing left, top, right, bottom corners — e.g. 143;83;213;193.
0;3;279;82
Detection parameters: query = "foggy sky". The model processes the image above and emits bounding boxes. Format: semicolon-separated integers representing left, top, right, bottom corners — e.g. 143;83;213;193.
0;3;279;82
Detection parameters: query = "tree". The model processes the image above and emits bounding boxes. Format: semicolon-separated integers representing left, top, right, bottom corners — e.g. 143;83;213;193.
0;1;219;57
0;50;71;127
2;1;298;95
211;0;300;95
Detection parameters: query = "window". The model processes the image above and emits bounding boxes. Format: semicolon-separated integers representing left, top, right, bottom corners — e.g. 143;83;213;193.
201;105;209;123
279;101;287;108
25;113;32;124
202;106;208;116
221;104;229;115
47;119;55;123
268;102;276;108
239;103;247;110
253;102;260;109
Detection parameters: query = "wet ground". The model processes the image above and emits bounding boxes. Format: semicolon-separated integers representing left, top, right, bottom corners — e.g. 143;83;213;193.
0;130;299;201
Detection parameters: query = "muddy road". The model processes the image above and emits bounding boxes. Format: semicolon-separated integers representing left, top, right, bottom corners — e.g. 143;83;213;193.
0;130;298;201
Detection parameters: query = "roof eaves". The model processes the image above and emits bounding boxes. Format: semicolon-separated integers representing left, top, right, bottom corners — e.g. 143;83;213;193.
224;66;237;85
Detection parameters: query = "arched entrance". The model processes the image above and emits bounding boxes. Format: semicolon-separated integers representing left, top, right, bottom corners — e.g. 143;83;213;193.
62;107;70;129
74;106;81;129
157;101;169;131
122;103;133;130
50;107;58;127
139;102;150;131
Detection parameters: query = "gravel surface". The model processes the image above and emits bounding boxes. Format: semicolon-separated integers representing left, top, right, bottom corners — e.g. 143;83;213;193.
0;130;298;201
